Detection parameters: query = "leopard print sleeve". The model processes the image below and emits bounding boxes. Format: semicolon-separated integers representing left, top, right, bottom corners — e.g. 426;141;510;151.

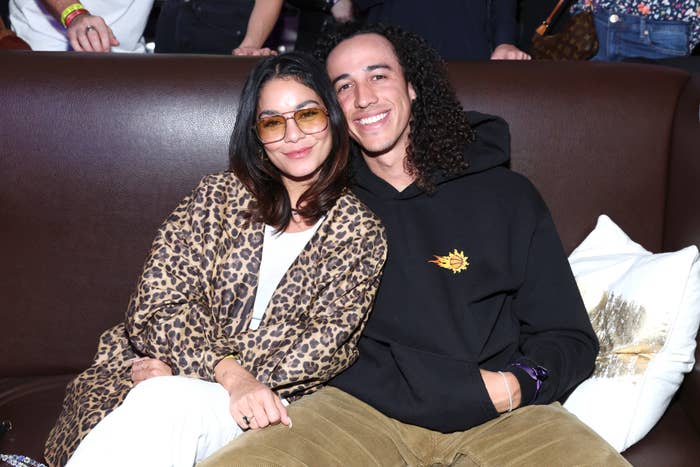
124;174;252;381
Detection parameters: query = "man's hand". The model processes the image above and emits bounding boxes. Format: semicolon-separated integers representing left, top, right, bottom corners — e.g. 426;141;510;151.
490;44;531;60
480;369;522;413
67;13;119;52
331;0;353;23
40;0;118;51
214;357;291;430
232;46;277;56
231;0;283;56
131;357;173;385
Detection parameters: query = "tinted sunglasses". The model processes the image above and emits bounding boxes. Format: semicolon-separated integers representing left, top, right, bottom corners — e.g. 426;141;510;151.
254;107;329;144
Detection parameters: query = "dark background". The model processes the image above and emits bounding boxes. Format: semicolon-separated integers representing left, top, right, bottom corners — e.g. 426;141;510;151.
1;2;697;63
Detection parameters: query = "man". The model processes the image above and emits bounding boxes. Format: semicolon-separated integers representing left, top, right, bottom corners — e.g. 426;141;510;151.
154;0;284;55
10;0;153;52
353;0;530;60
201;23;629;466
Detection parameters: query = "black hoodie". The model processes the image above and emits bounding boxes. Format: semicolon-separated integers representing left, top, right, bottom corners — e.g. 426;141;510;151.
331;112;598;433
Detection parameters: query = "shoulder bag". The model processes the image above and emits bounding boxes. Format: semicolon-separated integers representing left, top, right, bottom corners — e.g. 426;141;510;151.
530;0;598;60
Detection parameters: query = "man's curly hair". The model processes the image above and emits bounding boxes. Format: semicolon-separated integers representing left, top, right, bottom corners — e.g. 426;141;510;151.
314;22;475;191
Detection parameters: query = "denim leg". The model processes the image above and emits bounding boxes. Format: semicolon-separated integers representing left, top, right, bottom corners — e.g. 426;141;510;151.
592;10;690;62
591;14;611;61
622;17;690;59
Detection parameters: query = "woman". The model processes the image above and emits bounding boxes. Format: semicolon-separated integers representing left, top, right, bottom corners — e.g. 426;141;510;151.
44;51;387;467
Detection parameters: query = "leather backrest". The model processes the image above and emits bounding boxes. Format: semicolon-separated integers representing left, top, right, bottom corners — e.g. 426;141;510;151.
667;73;700;431
1;54;697;426
447;60;692;253
1;53;255;374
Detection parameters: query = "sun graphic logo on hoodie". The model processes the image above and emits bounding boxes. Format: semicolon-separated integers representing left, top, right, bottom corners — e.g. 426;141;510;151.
428;249;469;274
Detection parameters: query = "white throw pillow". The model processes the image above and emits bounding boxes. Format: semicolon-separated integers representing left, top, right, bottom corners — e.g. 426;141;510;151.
564;215;700;452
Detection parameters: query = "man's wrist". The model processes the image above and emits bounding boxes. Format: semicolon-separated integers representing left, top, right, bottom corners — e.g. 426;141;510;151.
508;362;549;404
60;3;88;28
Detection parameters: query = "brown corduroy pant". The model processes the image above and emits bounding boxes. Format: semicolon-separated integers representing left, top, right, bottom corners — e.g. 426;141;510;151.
199;386;630;467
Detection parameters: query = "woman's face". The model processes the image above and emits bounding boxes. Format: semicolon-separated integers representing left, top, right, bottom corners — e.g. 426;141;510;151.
256;77;333;195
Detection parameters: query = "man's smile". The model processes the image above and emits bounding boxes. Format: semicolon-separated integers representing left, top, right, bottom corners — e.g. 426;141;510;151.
356;111;389;127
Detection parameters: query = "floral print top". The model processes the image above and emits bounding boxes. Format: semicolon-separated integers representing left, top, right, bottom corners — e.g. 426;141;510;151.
574;1;700;51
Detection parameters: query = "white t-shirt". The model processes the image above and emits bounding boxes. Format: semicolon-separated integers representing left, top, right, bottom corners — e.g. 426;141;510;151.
249;217;325;331
9;0;154;52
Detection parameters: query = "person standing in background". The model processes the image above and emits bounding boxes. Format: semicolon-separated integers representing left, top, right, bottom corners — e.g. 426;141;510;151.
9;0;153;52
288;0;353;52
573;0;699;60
516;0;572;53
154;0;283;55
354;0;531;60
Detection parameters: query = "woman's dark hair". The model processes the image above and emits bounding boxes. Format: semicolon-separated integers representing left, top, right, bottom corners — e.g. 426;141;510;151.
314;23;475;191
229;51;349;231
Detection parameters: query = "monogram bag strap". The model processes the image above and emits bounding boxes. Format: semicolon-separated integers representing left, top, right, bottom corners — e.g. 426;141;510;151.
535;0;567;36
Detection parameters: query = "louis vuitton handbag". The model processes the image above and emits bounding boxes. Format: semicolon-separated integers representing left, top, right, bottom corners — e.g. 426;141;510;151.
530;0;598;60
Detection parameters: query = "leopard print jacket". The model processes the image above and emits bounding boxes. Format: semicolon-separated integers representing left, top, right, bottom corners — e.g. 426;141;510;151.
44;173;387;466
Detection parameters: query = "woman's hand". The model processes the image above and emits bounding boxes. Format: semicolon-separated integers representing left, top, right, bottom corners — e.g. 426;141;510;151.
214;357;292;430
227;375;291;431
131;357;173;385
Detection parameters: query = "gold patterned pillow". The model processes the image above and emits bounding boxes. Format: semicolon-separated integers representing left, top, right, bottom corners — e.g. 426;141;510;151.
563;215;700;452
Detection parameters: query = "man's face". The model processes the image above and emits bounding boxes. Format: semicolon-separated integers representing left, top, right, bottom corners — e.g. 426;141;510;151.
326;33;416;160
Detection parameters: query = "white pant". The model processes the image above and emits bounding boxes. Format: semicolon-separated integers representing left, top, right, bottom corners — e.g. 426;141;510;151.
66;376;241;467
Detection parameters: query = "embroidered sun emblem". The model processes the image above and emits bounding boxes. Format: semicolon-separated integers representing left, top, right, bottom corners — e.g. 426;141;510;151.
429;249;469;274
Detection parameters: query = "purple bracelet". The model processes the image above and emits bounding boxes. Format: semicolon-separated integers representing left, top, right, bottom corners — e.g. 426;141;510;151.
509;362;549;403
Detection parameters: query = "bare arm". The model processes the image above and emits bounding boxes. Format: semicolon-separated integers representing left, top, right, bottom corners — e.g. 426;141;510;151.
233;0;284;56
40;0;118;52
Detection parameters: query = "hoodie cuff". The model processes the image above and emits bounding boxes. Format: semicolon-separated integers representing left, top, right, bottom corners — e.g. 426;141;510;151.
510;366;537;406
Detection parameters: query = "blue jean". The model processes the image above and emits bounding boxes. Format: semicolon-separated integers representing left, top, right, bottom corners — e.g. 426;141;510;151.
592;10;691;61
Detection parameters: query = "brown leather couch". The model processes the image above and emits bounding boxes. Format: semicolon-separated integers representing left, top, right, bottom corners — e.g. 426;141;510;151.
1;52;698;466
